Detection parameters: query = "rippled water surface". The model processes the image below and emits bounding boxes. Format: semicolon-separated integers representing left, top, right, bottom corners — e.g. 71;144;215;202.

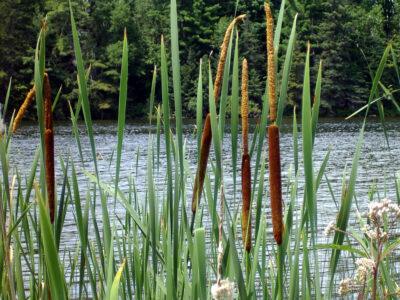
10;117;400;297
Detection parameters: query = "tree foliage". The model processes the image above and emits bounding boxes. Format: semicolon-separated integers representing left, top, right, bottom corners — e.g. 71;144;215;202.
0;0;399;119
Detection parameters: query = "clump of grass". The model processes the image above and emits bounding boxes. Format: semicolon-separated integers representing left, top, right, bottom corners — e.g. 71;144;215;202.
44;73;55;223
191;14;245;220
265;2;284;245
241;58;251;252
13;86;36;133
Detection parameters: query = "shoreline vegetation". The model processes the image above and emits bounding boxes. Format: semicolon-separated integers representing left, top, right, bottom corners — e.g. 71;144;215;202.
1;1;400;299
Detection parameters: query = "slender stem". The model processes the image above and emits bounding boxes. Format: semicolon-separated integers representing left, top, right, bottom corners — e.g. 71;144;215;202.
371;227;382;300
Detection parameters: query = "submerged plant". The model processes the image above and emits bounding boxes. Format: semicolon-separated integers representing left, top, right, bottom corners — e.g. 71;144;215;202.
265;2;284;245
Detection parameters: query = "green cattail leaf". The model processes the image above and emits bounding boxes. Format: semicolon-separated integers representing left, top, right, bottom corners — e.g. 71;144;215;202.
196;59;203;159
69;1;111;254
3;77;12;119
194;228;207;300
170;0;184;183
276;13;297;127
311;60;322;144
114;30;128;198
52;85;62;112
208;62;222;178
149;65;157;124
273;0;286;56
37;187;67;299
115;29;129;199
109;260;126;300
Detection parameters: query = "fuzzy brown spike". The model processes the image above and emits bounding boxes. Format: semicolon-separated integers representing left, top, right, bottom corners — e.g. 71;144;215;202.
44;73;55;224
191;15;245;223
268;124;283;244
13;86;36;133
265;2;277;123
192;113;212;214
241;154;251;251
241;58;251;251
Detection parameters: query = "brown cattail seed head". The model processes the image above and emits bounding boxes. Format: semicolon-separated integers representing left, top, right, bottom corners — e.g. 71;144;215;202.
241;59;249;155
268;124;284;244
192;113;212;213
265;2;277;123
241;59;251;251
13;86;36;133
241;153;251;251
44;73;55;224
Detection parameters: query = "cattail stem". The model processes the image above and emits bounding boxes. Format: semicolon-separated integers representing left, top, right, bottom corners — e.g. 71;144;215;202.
191;15;245;223
44;73;55;224
265;2;284;245
241;59;251;251
13;86;36;133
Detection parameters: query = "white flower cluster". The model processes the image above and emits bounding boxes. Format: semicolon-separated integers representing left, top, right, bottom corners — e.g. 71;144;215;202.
361;224;388;241
368;198;400;226
338;278;358;296
324;221;336;236
337;258;375;295
355;258;375;282
211;279;234;300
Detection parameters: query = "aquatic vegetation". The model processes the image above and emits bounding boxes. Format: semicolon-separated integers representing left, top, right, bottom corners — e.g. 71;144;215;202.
325;199;400;299
0;1;399;299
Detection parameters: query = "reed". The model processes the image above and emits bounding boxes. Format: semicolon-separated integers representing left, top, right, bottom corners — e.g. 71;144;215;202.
44;73;55;223
191;14;245;217
265;2;284;245
13;86;36;133
241;59;251;252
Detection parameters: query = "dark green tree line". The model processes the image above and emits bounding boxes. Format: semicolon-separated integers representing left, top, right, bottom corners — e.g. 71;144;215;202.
0;0;399;120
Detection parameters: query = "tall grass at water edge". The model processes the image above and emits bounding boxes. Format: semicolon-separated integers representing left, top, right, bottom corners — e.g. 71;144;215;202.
0;0;400;299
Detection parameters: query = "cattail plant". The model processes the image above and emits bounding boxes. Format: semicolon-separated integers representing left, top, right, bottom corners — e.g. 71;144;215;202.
241;59;251;252
265;2;284;245
44;73;55;224
192;14;245;219
13;86;36;133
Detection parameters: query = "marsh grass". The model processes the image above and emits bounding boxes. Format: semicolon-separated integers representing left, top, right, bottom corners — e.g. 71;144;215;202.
0;1;399;299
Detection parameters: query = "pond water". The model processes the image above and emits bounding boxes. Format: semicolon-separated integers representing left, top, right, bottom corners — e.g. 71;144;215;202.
9;117;400;297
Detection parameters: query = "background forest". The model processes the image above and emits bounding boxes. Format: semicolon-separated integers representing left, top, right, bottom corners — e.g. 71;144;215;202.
0;0;399;119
